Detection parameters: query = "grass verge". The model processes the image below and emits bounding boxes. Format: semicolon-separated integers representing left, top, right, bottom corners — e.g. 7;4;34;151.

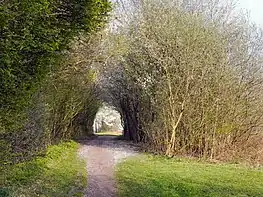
95;131;122;136
116;155;263;197
1;141;87;197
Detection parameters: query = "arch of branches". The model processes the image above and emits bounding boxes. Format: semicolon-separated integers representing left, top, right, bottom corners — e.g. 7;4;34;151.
96;0;263;161
1;0;263;165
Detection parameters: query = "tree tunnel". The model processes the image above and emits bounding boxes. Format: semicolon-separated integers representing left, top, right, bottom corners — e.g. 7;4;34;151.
93;103;123;135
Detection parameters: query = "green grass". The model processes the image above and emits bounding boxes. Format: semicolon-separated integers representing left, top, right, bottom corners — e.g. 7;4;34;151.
95;131;122;136
116;155;263;197
1;141;87;197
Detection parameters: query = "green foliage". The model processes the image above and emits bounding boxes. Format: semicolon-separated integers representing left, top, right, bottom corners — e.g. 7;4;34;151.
1;141;87;197
1;32;104;165
0;0;111;132
116;155;263;197
0;0;110;165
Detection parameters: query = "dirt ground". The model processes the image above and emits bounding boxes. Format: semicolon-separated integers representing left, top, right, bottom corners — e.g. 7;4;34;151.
78;135;137;197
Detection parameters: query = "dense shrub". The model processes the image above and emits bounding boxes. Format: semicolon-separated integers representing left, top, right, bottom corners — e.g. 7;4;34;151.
102;0;263;163
0;0;111;164
0;0;110;131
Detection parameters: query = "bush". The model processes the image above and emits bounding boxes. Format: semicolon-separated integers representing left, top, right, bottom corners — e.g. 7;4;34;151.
102;0;263;163
0;0;111;164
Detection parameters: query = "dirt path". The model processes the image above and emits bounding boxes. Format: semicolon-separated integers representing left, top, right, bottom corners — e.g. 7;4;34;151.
78;136;137;197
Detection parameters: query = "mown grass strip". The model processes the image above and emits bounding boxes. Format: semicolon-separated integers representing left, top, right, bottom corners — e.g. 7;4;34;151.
116;155;263;197
1;141;87;197
95;131;122;136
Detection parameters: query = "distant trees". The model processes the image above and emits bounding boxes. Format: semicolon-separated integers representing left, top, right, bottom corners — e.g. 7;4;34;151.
101;0;263;162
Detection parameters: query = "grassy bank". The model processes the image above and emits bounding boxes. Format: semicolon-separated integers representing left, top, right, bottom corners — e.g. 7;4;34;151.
116;155;263;197
1;141;87;197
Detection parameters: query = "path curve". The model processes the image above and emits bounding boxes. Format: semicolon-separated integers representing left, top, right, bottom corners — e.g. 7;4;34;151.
78;136;137;197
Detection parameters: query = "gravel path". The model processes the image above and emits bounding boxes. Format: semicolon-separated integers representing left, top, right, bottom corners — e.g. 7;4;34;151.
78;136;137;197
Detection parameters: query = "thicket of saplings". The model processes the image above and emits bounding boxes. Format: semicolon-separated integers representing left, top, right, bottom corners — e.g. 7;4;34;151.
1;0;111;165
2;35;104;165
101;0;263;164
